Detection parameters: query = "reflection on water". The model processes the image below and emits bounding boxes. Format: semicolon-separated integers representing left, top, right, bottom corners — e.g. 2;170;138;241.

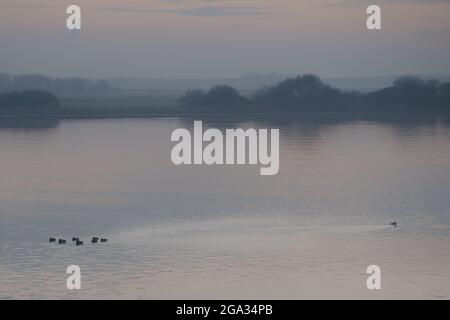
1;114;450;299
0;118;60;131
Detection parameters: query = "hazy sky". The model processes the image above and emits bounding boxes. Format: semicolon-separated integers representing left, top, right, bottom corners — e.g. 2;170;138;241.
1;0;450;78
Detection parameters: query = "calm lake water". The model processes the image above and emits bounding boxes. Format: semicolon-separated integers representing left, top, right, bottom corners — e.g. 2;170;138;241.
1;115;450;299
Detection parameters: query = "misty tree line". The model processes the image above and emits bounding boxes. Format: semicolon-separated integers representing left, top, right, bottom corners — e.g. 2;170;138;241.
0;90;60;109
0;73;116;96
178;75;450;110
1;74;450;113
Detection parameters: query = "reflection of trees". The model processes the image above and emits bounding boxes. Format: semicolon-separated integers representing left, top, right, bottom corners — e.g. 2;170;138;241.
0;118;60;131
177;112;450;148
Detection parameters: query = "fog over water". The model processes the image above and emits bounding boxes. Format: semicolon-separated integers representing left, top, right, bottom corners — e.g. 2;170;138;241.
1;116;450;299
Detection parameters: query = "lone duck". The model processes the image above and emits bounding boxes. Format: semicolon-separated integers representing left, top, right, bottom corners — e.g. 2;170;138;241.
72;237;79;242
100;238;108;243
58;239;66;244
92;237;99;244
390;221;397;227
76;240;84;246
49;237;56;243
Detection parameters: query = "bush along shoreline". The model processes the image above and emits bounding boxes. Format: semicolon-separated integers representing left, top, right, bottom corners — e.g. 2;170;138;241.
179;75;450;112
0;90;60;115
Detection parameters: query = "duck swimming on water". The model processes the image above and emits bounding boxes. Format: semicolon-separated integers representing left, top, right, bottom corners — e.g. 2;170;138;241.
390;221;397;227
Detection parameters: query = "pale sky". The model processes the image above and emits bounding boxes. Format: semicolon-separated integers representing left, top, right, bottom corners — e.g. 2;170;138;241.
1;0;450;78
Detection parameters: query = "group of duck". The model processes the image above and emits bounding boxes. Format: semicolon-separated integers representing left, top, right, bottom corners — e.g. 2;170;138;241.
49;236;108;246
48;222;397;246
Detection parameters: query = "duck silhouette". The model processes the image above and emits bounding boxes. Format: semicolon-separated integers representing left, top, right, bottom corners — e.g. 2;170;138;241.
92;237;99;244
100;238;108;243
72;237;79;242
390;221;397;227
76;240;84;246
49;237;56;243
58;239;66;244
